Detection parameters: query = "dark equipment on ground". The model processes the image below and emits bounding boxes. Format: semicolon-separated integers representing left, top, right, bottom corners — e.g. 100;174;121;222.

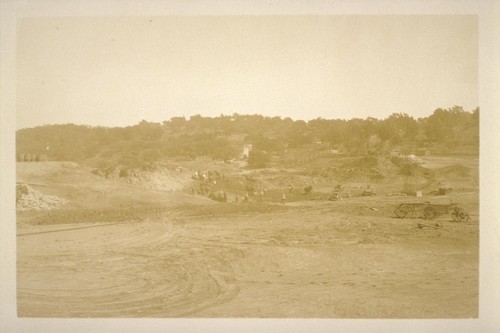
394;202;470;222
430;188;453;195
328;192;342;201
362;189;376;196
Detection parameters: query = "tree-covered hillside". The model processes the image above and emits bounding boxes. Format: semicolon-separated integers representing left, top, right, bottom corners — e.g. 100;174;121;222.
16;106;479;169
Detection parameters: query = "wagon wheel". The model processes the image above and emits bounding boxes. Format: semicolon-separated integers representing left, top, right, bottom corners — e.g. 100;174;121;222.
451;207;462;222
395;204;410;218
423;206;438;220
459;212;471;222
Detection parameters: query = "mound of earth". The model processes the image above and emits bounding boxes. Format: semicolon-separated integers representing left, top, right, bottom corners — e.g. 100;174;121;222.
318;156;400;181
341;156;380;169
16;183;69;211
346;156;399;173
436;164;471;177
122;168;191;191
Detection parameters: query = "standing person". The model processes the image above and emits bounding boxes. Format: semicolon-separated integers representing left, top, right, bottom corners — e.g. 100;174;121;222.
289;184;293;194
281;193;286;205
244;192;249;202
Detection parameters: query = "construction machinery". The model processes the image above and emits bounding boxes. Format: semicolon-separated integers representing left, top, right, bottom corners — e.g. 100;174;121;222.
394;202;470;222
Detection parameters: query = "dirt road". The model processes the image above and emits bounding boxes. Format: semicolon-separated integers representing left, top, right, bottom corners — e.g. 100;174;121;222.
17;199;478;318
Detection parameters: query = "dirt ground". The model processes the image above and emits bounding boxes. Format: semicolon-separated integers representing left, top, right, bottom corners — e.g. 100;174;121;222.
16;156;479;318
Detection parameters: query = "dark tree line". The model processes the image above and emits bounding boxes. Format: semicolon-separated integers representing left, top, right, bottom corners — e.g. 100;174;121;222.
16;106;479;168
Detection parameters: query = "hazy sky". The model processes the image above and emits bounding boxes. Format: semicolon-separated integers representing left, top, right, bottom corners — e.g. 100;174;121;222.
17;16;478;129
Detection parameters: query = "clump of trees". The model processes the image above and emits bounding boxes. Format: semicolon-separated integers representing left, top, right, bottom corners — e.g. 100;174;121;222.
16;106;479;169
247;149;270;168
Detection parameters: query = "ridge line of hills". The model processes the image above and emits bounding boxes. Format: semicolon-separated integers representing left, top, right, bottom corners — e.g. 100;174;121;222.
16;106;479;170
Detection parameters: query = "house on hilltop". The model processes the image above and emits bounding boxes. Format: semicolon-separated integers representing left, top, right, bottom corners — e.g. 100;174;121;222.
241;144;253;159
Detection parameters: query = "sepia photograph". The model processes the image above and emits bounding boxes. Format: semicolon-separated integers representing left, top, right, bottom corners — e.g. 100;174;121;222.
1;0;499;332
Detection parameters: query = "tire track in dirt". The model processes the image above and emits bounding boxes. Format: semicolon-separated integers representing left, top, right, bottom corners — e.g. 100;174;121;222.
17;220;241;317
17;222;119;236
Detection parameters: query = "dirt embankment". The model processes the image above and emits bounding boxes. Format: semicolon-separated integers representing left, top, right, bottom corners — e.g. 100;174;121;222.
16;183;69;211
16;155;479;318
91;165;192;192
16;161;199;212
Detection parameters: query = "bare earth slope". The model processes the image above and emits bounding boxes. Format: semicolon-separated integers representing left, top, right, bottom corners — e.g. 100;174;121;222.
16;158;479;318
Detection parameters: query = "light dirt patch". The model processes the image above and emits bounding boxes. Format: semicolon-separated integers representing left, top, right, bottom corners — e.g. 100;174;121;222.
16;156;479;318
16;184;69;211
17;205;478;318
